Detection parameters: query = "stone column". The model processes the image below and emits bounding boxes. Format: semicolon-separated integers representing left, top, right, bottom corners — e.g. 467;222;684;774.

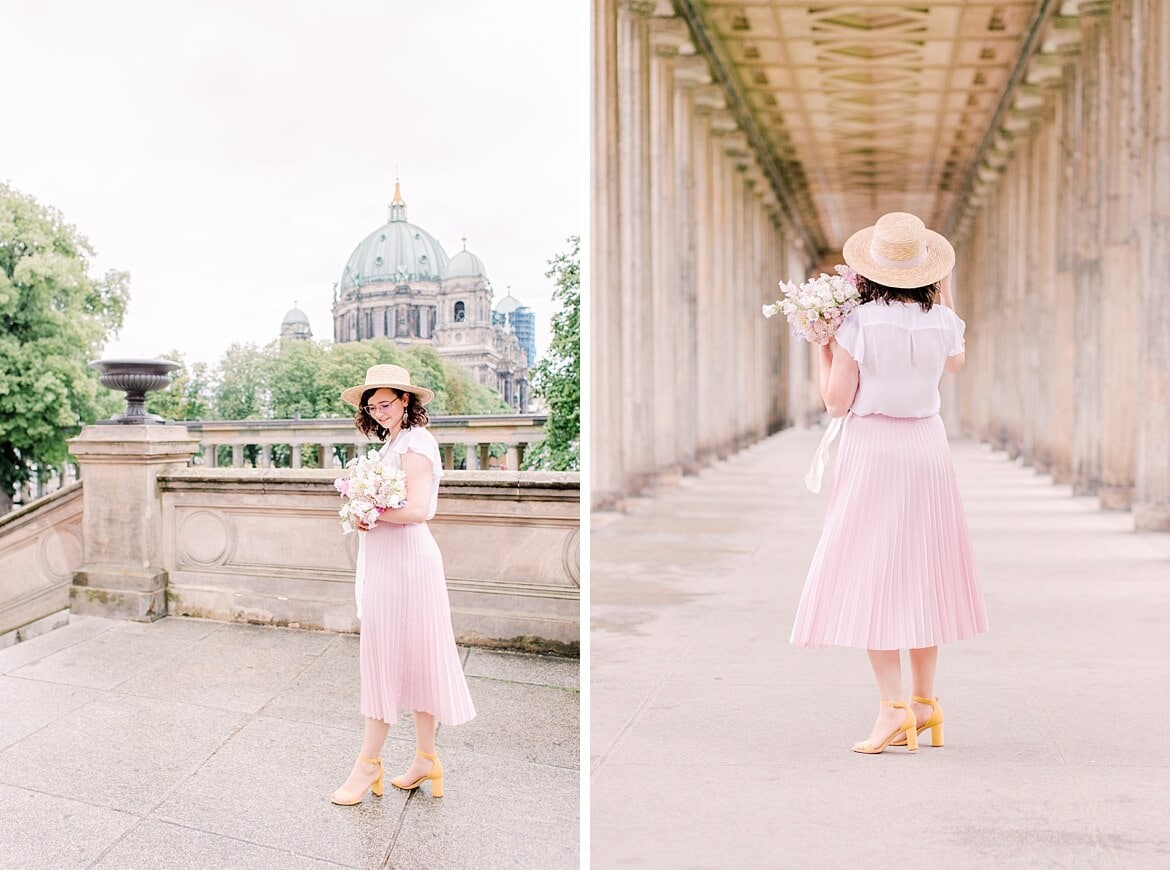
232;444;244;468
591;0;623;508
691;87;722;463
290;443;302;469
442;444;454;470
204;442;217;468
1071;13;1106;495
1099;0;1139;510
68;425;200;621
506;446;521;470
1134;0;1170;530
616;0;655;493
259;444;272;469
673;57;709;474
1050;63;1080;484
478;444;491;470
648;20;687;484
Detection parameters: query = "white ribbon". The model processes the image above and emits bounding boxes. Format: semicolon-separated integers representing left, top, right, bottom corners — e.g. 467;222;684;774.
804;414;847;494
354;533;366;619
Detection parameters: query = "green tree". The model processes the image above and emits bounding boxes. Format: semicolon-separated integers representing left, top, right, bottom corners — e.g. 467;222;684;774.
523;236;580;472
0;183;130;512
213;342;273;419
147;350;211;421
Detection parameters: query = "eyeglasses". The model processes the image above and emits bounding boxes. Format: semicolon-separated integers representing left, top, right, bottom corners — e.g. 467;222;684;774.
362;398;401;416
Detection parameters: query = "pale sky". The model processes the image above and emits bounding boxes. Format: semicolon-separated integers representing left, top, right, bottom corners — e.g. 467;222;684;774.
0;0;588;368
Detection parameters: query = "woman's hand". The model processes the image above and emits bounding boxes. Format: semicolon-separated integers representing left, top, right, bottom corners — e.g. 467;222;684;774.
355;517;376;532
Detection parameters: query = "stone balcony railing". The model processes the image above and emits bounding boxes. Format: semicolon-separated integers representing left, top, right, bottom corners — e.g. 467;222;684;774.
186;414;548;471
0;483;84;643
158;468;579;646
0;421;579;653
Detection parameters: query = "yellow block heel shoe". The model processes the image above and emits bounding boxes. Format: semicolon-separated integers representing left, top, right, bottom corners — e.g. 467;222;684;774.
330;755;383;805
852;700;918;754
391;749;444;798
891;694;944;747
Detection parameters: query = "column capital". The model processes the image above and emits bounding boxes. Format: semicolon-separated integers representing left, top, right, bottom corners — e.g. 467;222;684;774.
648;18;691;57
709;109;739;136
618;0;657;16
693;85;726;115
673;56;711;90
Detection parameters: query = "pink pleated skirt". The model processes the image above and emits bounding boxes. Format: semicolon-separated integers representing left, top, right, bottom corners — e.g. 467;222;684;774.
359;522;476;725
790;413;988;650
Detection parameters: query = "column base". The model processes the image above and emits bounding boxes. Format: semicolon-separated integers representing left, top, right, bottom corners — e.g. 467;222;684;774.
70;569;168;622
1098;485;1134;511
1133;503;1170;533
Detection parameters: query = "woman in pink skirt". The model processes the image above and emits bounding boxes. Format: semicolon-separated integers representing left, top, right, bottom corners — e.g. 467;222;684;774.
790;212;988;754
330;364;476;805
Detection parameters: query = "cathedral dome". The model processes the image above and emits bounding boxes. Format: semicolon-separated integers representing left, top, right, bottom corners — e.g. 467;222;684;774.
337;183;450;293
282;306;310;326
448;247;487;279
495;292;522;315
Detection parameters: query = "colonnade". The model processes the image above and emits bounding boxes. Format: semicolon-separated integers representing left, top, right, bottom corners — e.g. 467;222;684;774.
591;0;812;508
951;0;1170;530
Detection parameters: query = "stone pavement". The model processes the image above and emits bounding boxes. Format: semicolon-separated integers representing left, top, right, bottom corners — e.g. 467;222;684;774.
0;616;578;869
592;426;1170;869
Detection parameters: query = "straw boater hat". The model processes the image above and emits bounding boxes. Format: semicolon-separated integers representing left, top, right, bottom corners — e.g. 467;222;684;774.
341;364;435;408
842;212;955;289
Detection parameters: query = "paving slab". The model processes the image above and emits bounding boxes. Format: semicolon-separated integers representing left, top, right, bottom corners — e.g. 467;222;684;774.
0;614;578;868
88;818;341;870
0;782;137;870
592;426;1170;869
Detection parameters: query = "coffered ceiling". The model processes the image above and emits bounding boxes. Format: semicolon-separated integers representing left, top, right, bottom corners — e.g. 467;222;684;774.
678;1;1051;252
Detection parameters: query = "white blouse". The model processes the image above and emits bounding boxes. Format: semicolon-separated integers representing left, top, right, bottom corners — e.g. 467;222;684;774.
834;300;966;418
383;426;444;521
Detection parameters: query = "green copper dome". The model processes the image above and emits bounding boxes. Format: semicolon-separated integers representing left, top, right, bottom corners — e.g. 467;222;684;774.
337;184;450;292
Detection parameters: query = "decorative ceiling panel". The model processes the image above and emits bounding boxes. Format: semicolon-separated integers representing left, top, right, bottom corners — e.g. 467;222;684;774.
691;1;1043;251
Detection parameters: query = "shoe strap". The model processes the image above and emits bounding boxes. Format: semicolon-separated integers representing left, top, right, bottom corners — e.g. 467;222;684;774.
416;750;439;761
910;695;938;705
358;755;382;765
880;699;908;710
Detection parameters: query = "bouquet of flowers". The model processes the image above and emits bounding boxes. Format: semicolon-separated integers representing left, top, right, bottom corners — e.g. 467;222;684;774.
762;264;861;345
333;449;407;533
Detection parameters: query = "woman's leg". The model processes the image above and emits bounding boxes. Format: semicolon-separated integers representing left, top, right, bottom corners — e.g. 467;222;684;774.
398;711;438;781
861;649;907;745
333;716;390;799
908;645;939;724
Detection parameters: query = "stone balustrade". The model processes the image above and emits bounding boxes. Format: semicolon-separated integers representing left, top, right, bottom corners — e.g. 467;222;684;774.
0;421;579;651
185;414;547;472
159;468;580;648
0;483;84;644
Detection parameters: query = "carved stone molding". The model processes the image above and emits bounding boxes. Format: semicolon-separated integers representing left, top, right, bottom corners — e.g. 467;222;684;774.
177;509;236;568
36;525;84;583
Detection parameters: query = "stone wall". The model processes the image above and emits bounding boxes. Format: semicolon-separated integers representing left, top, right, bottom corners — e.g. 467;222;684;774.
0;483;84;643
159;468;580;649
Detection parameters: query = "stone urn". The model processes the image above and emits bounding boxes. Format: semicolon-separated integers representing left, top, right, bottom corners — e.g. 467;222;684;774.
89;358;180;424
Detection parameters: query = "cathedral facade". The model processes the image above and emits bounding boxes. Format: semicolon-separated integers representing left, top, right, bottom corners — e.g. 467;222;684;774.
329;184;531;411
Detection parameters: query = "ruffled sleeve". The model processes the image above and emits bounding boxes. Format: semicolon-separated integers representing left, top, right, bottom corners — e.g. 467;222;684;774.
833;309;865;364
390;427;443;478
947;309;967;357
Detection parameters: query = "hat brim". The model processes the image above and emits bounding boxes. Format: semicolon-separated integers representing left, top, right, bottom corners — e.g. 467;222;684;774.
341;382;435;408
842;225;955;289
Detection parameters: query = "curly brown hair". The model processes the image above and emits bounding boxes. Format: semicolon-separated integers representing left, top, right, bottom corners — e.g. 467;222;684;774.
855;274;938;312
353;388;430;441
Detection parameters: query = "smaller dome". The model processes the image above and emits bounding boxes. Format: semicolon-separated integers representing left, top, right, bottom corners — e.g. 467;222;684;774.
282;306;310;325
448;249;487;279
495;292;522;315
